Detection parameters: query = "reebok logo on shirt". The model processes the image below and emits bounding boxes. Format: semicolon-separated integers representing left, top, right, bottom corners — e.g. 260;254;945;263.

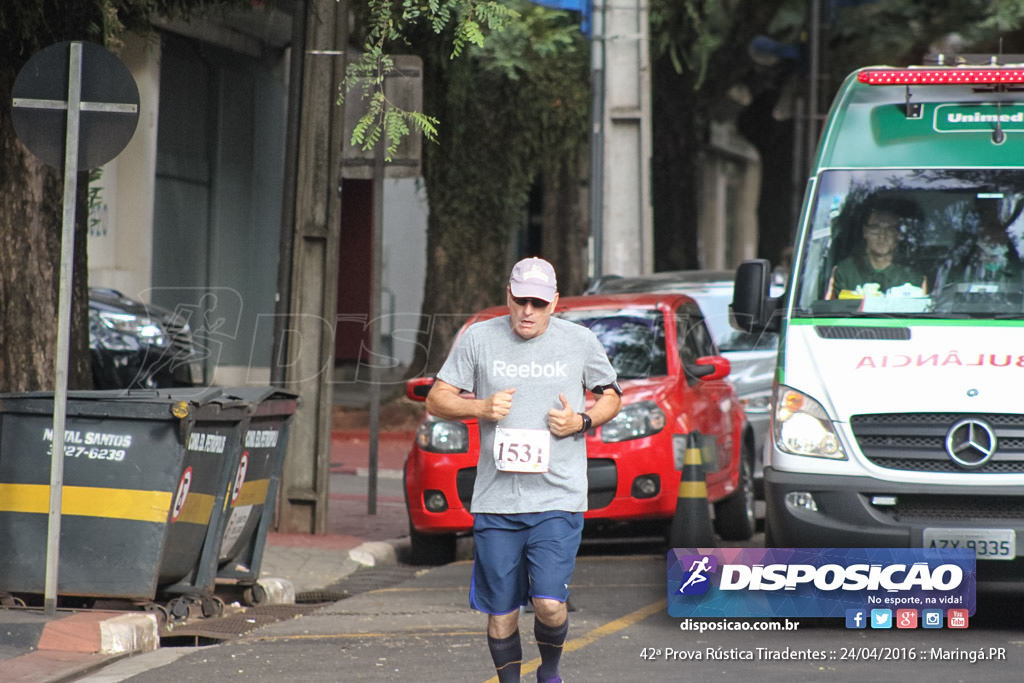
492;359;568;378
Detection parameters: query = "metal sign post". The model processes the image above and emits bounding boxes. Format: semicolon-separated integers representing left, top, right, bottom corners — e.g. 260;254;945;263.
45;41;83;619
11;41;139;615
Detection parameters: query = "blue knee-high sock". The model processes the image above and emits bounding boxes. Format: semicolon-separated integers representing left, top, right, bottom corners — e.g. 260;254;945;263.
535;617;569;682
488;630;522;683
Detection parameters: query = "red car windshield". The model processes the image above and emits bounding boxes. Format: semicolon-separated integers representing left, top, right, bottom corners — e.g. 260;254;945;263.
556;309;667;379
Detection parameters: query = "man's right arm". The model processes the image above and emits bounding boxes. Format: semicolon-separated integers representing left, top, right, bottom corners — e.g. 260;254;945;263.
426;379;516;422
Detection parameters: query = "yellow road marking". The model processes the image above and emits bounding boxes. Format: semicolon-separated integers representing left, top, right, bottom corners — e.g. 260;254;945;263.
246;630;487;642
494;598;667;682
239;595;669;683
369;582;661;593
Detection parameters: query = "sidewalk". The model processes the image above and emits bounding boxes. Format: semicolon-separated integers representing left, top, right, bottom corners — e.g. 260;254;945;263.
0;426;416;682
259;428;413;597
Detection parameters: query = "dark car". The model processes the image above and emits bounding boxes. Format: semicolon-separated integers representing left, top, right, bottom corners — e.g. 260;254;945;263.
89;288;203;390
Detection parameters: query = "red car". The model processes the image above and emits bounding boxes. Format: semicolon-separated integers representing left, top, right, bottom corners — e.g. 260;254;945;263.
403;293;755;564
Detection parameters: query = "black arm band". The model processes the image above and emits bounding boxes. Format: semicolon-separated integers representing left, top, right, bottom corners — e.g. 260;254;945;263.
591;382;622;396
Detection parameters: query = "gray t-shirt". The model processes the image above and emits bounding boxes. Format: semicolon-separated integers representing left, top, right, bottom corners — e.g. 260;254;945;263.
436;315;617;514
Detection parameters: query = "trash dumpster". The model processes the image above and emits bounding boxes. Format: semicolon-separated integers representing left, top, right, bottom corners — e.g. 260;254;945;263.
213;388;299;591
0;389;248;602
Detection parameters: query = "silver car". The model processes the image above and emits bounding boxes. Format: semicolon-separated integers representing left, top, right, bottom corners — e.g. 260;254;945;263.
586;270;780;494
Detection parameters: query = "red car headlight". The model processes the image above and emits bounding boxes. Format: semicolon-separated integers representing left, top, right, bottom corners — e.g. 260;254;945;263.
601;401;666;442
416;418;470;453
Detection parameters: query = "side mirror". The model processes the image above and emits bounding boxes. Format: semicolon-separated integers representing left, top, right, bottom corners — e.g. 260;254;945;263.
695;355;731;382
405;377;435;402
731;259;782;333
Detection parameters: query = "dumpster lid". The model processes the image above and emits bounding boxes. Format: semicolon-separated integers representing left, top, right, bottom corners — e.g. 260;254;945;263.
219;386;300;404
0;388;250;420
218;386;300;416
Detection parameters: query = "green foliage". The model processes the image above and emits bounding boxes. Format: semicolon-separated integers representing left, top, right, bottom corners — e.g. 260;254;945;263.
650;0;733;89
0;1;251;61
342;0;518;160
957;0;1024;36
473;2;580;80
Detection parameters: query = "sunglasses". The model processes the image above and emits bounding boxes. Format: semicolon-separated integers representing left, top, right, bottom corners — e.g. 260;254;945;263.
510;295;551;308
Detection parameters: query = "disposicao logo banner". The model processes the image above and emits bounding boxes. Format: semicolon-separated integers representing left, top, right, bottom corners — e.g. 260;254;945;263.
666;548;975;618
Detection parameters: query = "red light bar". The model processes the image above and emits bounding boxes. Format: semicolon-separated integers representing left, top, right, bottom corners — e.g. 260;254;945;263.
858;68;1024;85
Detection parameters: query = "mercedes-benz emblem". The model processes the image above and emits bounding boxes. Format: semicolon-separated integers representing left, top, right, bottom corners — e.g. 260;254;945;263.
945;418;997;469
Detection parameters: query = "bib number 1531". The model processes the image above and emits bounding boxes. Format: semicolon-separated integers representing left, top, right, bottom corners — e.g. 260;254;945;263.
493;427;550;473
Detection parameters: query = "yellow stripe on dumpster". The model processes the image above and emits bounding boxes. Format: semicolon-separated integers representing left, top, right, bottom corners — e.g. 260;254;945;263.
0;483;172;523
174;492;215;525
233;479;269;507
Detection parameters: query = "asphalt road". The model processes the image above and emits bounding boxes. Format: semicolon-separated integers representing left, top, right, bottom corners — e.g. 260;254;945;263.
75;527;1024;683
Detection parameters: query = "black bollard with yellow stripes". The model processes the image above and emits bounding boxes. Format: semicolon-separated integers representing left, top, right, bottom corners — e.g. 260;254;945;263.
667;431;715;547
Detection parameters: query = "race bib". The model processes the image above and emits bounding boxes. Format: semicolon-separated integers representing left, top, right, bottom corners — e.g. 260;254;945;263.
493;427;550;473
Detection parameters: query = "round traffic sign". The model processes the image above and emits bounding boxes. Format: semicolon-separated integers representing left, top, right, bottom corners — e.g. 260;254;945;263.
12;41;139;170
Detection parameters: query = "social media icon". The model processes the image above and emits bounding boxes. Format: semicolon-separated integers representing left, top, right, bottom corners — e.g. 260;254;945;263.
896;609;918;629
870;609;892;629
922;609;943;629
845;609;867;629
947;609;969;629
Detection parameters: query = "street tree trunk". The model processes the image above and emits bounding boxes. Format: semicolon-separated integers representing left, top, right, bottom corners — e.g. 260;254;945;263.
411;54;535;375
539;150;589;296
0;67;91;392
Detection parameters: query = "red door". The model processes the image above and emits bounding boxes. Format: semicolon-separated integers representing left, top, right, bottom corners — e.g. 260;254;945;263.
336;179;373;362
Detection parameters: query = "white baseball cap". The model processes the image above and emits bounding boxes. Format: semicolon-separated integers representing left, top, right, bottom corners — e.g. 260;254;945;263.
509;257;557;302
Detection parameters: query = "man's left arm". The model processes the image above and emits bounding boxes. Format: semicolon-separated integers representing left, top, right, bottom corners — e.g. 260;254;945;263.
587;387;621;429
547;387;621;438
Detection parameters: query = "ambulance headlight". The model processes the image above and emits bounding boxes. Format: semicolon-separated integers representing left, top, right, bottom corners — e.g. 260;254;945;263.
773;385;845;459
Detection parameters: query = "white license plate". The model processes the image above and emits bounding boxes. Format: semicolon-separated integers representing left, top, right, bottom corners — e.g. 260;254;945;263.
923;528;1016;560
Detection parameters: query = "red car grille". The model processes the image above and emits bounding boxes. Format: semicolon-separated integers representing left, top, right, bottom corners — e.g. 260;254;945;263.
453;459;619;510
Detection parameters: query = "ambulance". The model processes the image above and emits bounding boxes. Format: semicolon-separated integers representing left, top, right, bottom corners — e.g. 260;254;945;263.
732;58;1024;590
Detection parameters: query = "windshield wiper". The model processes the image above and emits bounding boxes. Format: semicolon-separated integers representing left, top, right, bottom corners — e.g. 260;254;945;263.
894;312;974;319
793;309;862;318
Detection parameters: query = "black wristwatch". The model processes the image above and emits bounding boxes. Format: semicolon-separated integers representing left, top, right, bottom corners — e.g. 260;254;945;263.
577;412;592;434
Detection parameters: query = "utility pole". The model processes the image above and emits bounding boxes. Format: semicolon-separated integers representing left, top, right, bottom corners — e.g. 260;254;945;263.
592;0;653;278
275;0;348;533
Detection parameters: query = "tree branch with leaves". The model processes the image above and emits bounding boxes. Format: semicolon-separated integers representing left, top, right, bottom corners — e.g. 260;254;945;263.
342;0;518;159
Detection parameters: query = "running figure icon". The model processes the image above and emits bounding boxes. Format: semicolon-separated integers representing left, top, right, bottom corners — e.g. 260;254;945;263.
678;556;712;594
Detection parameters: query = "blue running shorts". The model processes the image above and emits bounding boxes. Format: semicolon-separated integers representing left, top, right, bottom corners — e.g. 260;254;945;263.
469;511;584;615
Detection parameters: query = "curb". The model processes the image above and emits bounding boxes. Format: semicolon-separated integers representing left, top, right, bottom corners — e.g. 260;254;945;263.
348;540;400;568
31;611;159;656
352;467;403;478
331;429;416;441
4;611;158;683
0;538;410;681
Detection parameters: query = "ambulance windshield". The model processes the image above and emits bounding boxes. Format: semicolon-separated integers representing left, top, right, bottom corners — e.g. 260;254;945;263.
793;169;1024;318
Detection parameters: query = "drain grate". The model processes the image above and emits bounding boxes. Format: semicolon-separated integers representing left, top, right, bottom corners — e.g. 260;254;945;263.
295;589;350;604
160;565;423;646
159;604;318;646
